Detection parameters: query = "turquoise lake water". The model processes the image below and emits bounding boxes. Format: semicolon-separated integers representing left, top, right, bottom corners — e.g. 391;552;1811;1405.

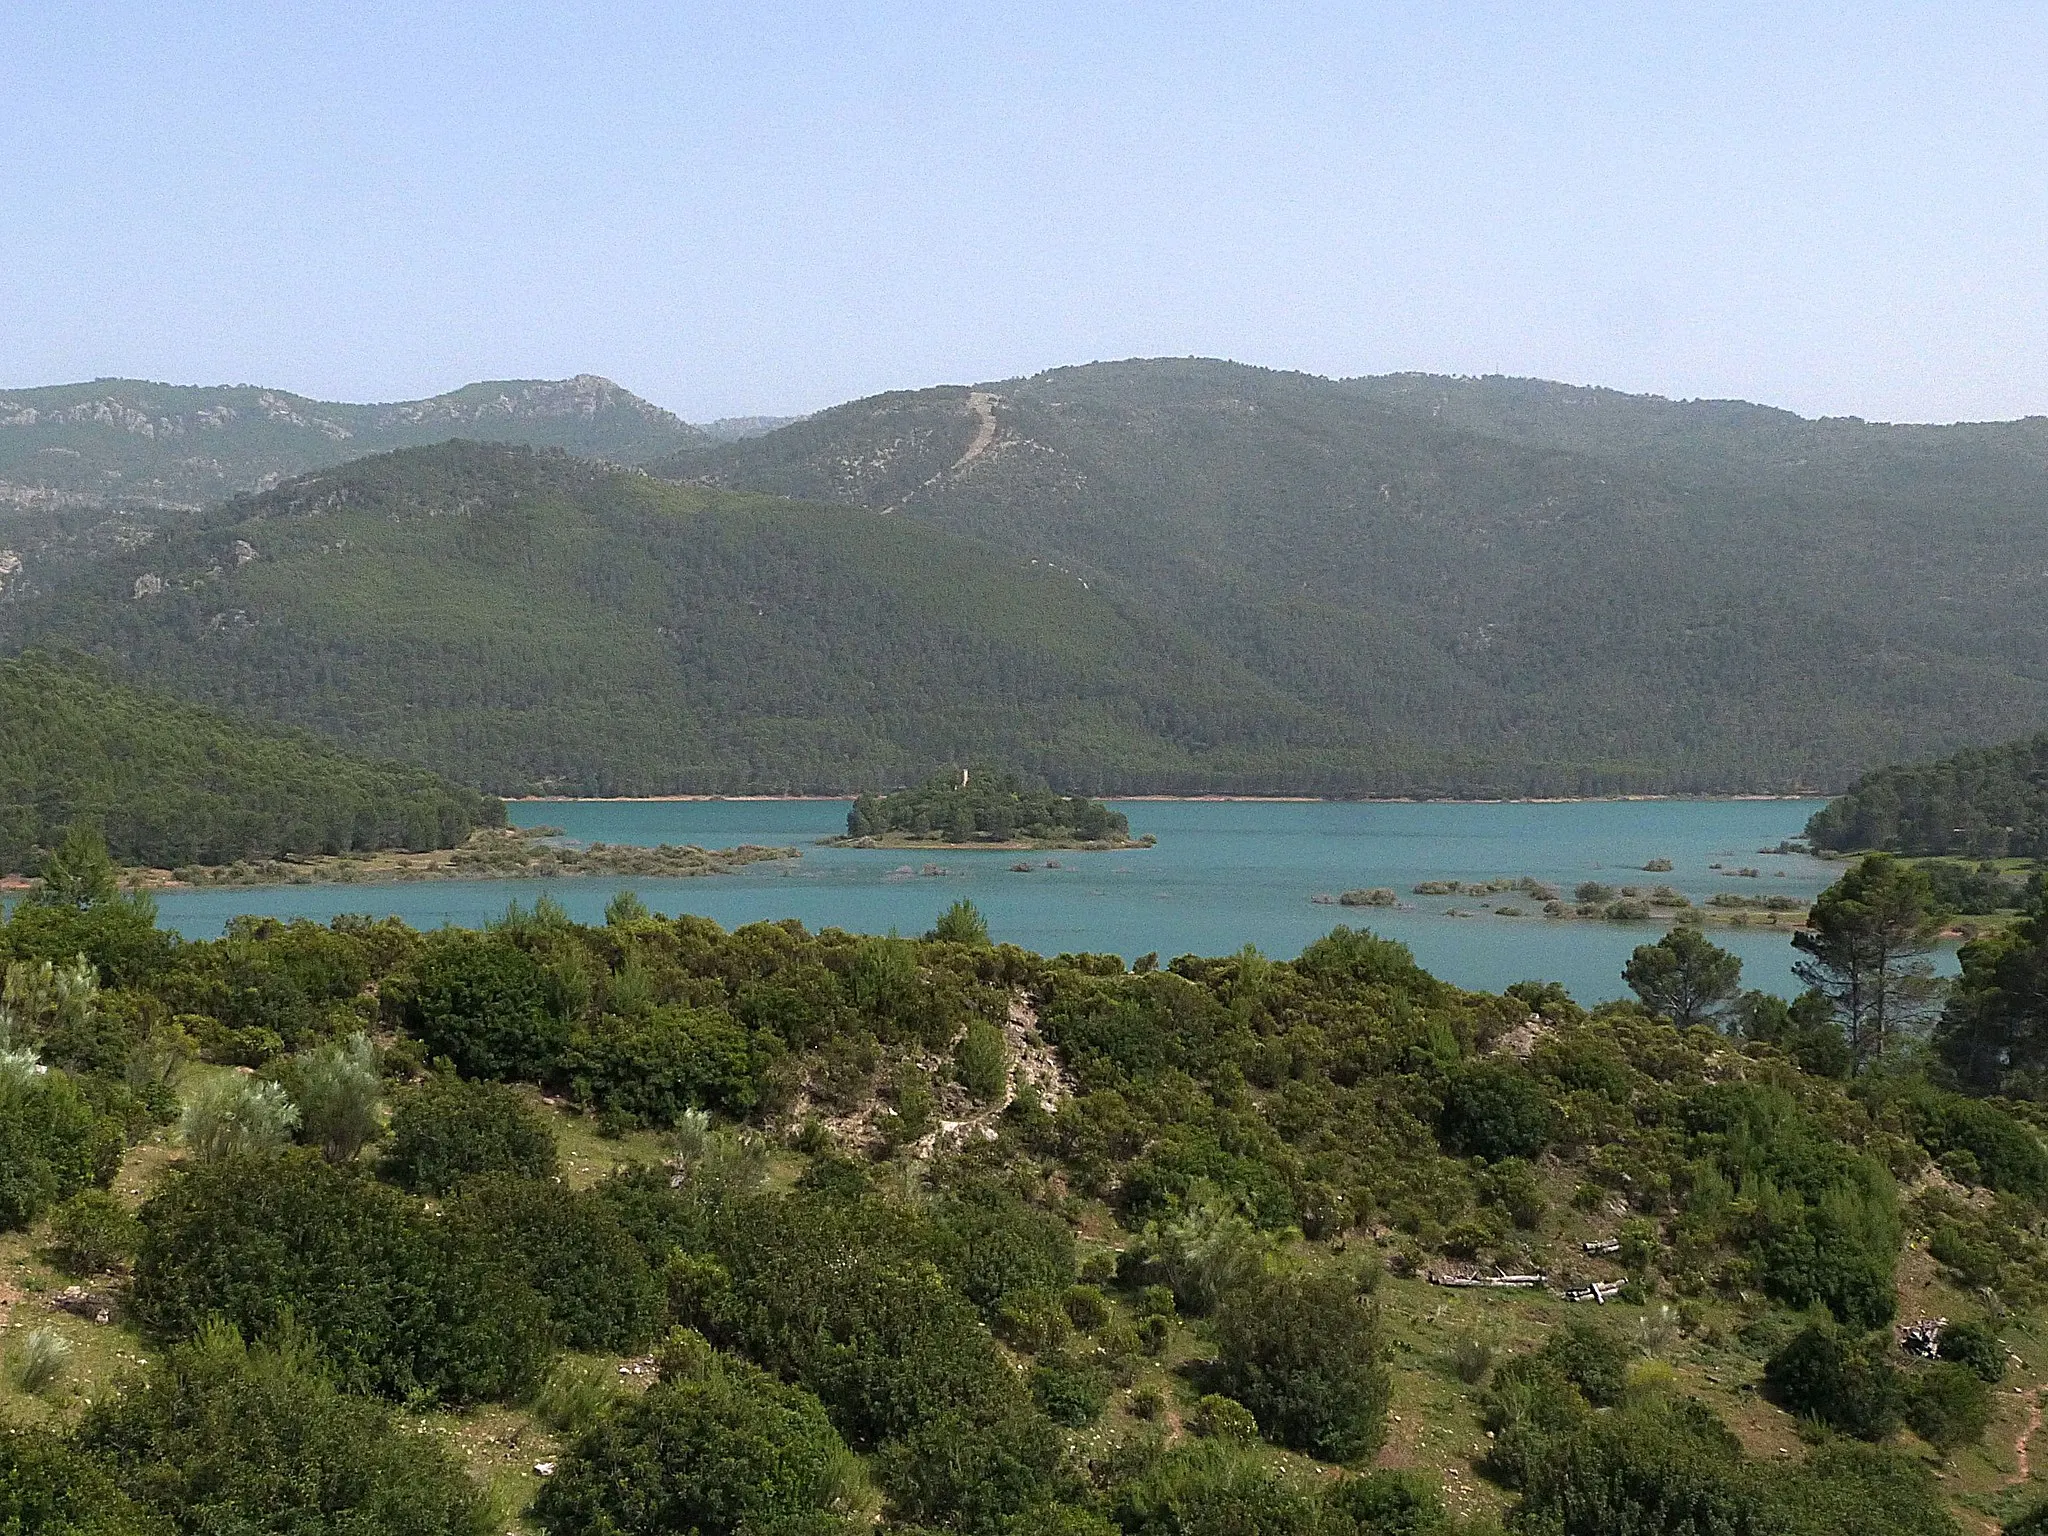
138;797;1898;1005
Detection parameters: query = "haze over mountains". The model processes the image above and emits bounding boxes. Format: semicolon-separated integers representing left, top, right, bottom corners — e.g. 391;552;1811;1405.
5;357;2047;797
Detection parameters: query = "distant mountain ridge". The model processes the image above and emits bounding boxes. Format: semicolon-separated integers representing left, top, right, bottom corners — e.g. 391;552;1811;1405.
654;357;2048;794
0;373;702;513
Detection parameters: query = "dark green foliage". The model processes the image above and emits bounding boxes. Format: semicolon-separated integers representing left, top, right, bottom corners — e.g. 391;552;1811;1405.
396;932;563;1081
1793;854;1942;1071
381;1076;558;1194
1623;927;1742;1028
0;652;500;875
1918;860;2024;915
1904;1362;1992;1453
130;1152;552;1404
1935;1319;2005;1382
445;1174;662;1353
873;1405;1076;1534
847;772;1130;843
0;1424;168;1536
0;1068;119;1230
1439;1059;1552;1162
1809;734;2048;857
1764;1322;1904;1439
533;1356;862;1536
931;1185;1077;1318
1029;1348;1111;1426
1937;898;2048;1094
79;1324;494;1536
1212;1267;1391;1463
1324;1469;1454;1536
955;1018;1009;1103
930;898;991;945
1890;1087;2048;1198
48;1188;144;1274
1732;989;1852;1077
1108;1440;1326;1536
693;1189;1027;1451
566;1003;765;1123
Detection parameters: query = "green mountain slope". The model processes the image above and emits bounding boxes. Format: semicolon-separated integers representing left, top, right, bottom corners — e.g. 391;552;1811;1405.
0;651;501;874
0;442;1420;796
657;358;2048;793
0;373;700;515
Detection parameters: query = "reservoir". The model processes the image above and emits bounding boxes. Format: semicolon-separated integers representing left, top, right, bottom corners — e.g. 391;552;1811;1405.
141;797;1879;1005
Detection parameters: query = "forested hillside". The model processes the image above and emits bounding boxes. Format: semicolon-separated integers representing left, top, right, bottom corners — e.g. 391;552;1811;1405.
1808;732;2048;857
4;856;2047;1533
0;373;699;516
0;442;1405;796
660;359;2048;794
0;651;501;874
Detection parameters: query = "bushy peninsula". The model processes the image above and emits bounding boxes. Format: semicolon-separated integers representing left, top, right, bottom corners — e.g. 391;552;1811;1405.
6;831;2048;1534
0;650;502;876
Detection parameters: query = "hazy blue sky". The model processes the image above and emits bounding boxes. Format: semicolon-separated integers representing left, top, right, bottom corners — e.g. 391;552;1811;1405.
4;4;2044;421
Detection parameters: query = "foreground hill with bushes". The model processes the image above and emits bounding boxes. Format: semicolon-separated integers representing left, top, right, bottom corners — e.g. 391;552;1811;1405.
8;840;2048;1532
0;650;502;874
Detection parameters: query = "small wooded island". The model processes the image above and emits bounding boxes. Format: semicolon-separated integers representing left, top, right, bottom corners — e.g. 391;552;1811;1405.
833;769;1153;849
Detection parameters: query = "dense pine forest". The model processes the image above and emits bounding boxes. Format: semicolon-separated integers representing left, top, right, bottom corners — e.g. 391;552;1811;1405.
1809;733;2048;858
6;827;2048;1533
0;651;502;875
6;360;2048;796
660;359;2048;794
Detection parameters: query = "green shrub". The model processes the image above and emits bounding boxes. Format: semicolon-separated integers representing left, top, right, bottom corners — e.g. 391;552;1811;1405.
1188;1393;1260;1443
697;1190;1026;1450
380;1077;558;1194
933;1185;1076;1318
1904;1361;1991;1453
80;1323;493;1536
533;1356;868;1536
445;1174;662;1354
1323;1468;1453;1536
1062;1283;1111;1331
1110;1441;1325;1536
1936;1318;2005;1382
1030;1349;1111;1426
997;1286;1073;1354
0;1068;114;1229
956;1018;1009;1102
178;1074;299;1163
565;1004;764;1123
1438;1059;1552;1162
874;1405;1075;1533
48;1188;143;1274
397;933;563;1081
278;1031;383;1162
1538;1317;1632;1407
1763;1322;1903;1440
131;1151;551;1404
931;899;991;946
1212;1266;1390;1462
0;1424;168;1536
532;1356;625;1438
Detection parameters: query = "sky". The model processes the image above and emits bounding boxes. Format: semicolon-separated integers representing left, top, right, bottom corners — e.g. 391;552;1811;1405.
3;3;2044;423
